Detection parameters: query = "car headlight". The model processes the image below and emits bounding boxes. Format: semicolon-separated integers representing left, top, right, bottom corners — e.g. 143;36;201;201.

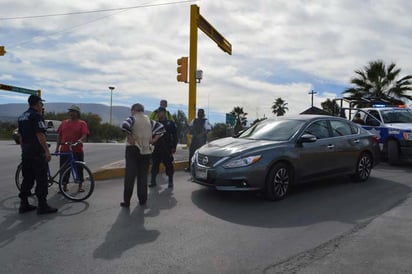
223;155;261;168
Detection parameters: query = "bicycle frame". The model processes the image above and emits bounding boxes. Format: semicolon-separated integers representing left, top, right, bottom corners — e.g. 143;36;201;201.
47;142;84;184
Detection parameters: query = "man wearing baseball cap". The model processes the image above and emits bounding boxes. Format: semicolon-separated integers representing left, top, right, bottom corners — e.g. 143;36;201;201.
56;104;90;192
18;95;58;214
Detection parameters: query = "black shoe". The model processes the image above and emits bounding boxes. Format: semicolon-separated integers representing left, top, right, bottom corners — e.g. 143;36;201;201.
148;182;157;188
168;177;174;188
139;200;146;206
120;202;130;208
184;167;191;172
19;204;37;214
37;205;58;215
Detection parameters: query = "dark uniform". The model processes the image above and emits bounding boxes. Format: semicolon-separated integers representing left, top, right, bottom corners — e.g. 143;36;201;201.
18;95;57;214
150;118;178;187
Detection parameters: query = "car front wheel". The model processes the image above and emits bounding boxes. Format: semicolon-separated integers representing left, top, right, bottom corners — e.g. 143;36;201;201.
264;163;292;201
352;152;372;182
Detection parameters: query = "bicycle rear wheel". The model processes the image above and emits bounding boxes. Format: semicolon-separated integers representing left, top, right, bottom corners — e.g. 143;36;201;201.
15;163;54;191
15;163;23;191
59;162;94;201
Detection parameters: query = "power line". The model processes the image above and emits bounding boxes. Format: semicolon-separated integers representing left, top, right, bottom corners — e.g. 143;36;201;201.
0;0;198;20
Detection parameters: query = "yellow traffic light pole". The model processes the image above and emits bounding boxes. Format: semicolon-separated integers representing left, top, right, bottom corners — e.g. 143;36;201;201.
188;5;199;124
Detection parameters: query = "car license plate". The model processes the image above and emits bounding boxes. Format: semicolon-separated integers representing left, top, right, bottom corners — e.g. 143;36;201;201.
195;166;207;180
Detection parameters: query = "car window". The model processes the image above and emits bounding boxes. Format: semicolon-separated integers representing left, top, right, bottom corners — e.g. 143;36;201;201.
330;120;353;136
368;110;381;122
239;119;304;141
304;120;330;139
381;109;412;123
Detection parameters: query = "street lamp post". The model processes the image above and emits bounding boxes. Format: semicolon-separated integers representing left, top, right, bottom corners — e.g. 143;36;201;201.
108;86;115;125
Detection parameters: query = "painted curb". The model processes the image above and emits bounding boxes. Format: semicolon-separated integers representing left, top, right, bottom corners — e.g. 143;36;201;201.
93;160;189;181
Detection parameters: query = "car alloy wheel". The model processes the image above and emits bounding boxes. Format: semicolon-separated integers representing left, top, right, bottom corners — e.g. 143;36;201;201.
265;163;291;201
353;152;372;182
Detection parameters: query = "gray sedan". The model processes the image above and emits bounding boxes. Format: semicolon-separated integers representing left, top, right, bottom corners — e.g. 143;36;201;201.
191;115;380;201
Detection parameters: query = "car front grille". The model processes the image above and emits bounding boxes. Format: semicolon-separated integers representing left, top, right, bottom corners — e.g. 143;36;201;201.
196;153;223;168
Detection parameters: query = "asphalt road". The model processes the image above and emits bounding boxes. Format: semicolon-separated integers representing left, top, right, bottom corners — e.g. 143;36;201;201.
1;141;412;273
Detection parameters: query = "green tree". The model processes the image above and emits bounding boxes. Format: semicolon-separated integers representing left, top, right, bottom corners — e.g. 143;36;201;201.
231;106;248;134
344;60;412;106
272;98;289;116
209;123;228;140
321;98;340;115
172;110;189;144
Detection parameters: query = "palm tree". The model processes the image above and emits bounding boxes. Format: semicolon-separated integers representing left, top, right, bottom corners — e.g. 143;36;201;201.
344;60;412;106
321;98;340;115
231;106;248;134
272;98;289;116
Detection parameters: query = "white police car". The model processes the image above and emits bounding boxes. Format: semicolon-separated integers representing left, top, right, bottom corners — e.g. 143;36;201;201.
350;105;412;164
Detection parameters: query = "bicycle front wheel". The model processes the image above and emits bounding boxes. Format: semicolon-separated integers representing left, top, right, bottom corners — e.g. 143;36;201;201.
59;162;94;201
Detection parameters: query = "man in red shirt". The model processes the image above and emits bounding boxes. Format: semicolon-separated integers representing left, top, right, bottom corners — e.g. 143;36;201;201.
55;105;90;192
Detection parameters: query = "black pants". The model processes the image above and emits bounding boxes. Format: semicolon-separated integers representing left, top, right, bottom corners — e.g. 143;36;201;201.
189;138;205;167
60;152;84;182
123;146;151;204
20;154;48;204
151;149;174;177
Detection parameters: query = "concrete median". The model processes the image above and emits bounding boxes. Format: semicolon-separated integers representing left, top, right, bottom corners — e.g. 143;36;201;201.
92;144;189;180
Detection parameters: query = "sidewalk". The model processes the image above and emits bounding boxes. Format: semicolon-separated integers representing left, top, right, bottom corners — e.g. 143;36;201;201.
93;144;189;180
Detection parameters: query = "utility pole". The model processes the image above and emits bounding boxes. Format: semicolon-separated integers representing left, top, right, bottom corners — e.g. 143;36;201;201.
108;86;115;125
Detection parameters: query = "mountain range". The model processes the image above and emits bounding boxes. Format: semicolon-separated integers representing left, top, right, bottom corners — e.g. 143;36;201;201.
0;103;150;125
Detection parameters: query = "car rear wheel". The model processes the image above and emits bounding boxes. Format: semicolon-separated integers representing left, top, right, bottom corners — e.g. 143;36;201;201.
264;163;292;201
352;152;372;182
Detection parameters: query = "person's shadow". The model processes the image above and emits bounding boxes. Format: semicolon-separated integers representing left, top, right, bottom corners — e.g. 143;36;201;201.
93;206;160;260
93;179;177;260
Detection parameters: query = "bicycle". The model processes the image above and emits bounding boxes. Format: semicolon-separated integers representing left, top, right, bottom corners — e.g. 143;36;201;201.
15;141;95;201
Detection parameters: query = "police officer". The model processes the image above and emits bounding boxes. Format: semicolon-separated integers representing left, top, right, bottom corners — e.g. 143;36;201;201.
18;95;58;214
149;107;178;188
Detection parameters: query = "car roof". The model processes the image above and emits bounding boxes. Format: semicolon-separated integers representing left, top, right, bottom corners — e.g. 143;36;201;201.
268;114;338;121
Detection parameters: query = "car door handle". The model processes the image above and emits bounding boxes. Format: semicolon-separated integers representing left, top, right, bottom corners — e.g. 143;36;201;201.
353;139;360;143
327;144;335;149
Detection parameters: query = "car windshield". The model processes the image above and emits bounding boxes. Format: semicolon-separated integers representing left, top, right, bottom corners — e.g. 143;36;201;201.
238;119;305;141
381;109;412;123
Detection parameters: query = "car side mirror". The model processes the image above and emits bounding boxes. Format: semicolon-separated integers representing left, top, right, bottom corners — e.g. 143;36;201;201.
299;134;317;143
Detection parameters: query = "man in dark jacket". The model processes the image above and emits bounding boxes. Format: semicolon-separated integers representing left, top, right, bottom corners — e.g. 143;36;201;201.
18;95;58;215
150;107;178;188
186;108;211;171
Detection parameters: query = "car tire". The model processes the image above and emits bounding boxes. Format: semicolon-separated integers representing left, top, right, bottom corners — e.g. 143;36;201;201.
387;140;400;165
352;152;372;182
264;163;292;201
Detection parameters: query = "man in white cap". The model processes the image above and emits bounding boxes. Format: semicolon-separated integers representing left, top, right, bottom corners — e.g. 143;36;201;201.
55;104;90;192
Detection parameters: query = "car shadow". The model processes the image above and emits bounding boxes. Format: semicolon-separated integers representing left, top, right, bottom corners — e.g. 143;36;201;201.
190;175;411;228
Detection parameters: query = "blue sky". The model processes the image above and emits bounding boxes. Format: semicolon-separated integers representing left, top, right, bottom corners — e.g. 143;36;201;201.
1;0;412;124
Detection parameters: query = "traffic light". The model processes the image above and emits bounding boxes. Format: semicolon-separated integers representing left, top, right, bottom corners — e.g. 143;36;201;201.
0;46;6;56
177;57;188;83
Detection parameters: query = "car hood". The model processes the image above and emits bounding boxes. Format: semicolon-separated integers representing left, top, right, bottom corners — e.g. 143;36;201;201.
198;137;283;157
384;123;412;131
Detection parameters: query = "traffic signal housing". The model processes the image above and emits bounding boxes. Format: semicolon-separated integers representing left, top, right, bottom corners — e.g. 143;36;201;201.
177;57;188;83
0;46;6;56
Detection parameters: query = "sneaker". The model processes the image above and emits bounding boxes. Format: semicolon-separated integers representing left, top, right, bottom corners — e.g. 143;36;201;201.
19;204;37;214
120;202;130;208
148;182;157;188
184;167;190;172
37;205;58;215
